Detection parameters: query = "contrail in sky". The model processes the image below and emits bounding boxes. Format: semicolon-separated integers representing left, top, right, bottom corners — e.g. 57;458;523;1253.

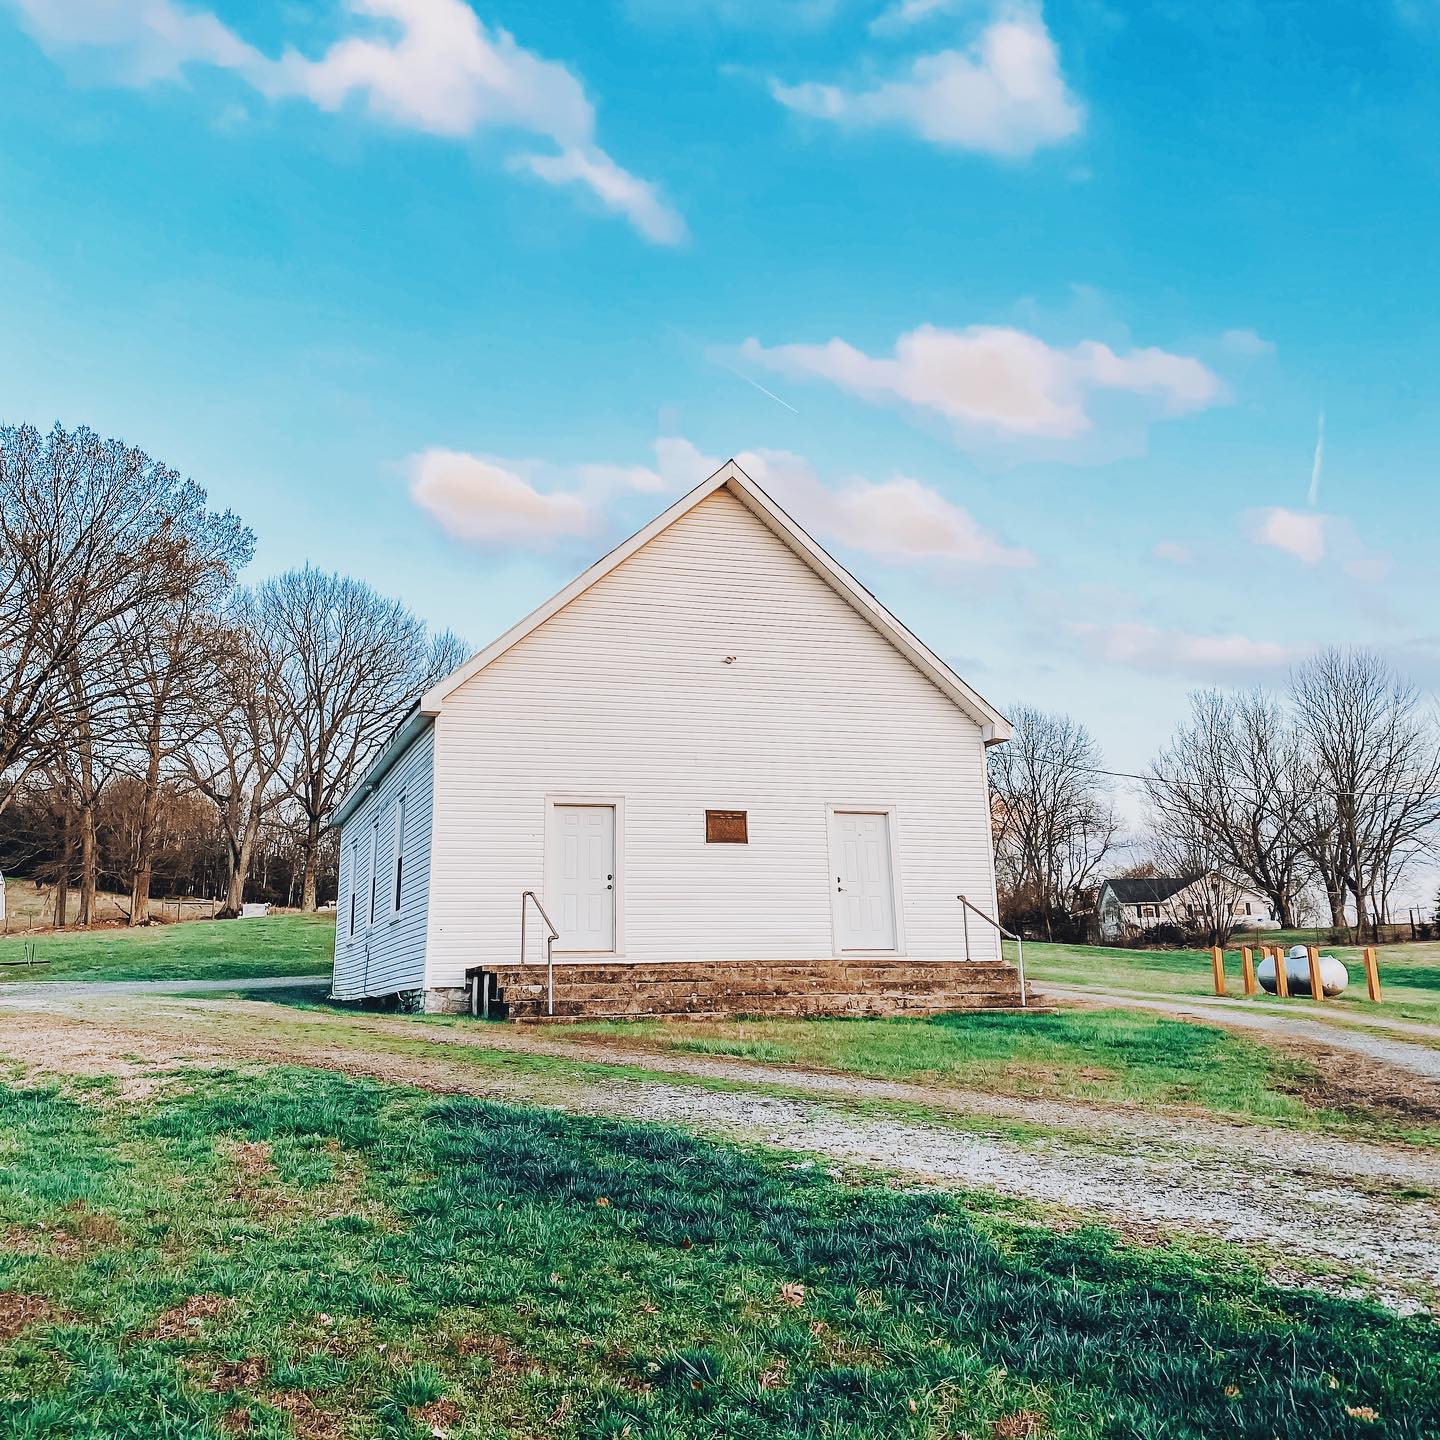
664;322;799;413
1307;411;1324;506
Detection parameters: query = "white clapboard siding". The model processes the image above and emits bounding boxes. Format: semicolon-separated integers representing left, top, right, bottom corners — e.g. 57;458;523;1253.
333;723;435;999
424;488;1000;989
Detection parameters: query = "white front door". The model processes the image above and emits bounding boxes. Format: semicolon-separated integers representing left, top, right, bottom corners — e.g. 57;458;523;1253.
830;810;897;951
550;804;615;951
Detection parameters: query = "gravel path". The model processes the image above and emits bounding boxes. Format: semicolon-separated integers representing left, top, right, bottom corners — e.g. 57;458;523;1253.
0;993;1436;1314
1033;982;1440;1079
0;974;329;1003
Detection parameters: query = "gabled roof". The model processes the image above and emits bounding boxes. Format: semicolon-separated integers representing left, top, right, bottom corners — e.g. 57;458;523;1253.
1101;875;1203;905
331;460;1010;829
421;460;1011;737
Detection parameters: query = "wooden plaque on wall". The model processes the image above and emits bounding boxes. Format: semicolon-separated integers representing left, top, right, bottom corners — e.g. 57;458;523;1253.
705;809;748;844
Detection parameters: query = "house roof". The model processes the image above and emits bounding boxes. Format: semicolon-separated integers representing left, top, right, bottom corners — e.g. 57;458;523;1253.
330;460;1010;829
1102;875;1203;905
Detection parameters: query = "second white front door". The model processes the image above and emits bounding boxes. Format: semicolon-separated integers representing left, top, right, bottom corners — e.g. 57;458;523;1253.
550;804;615;951
830;810;897;951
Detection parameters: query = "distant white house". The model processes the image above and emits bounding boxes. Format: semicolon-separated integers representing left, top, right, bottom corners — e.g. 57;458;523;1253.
1097;873;1279;942
327;461;1019;1016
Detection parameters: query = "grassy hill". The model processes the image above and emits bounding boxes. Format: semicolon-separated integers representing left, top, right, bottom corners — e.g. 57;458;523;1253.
0;912;334;984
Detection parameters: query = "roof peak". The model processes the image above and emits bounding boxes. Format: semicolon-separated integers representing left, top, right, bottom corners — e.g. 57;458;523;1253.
418;461;1011;741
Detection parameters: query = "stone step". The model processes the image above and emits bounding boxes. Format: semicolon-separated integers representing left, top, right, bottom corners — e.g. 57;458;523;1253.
467;957;1023;1022
485;962;1016;986
495;975;1014;1001
502;993;1026;1021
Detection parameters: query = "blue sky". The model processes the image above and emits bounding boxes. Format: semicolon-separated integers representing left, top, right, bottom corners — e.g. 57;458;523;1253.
1;0;1437;836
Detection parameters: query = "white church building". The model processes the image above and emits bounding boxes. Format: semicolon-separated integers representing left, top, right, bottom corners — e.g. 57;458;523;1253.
328;461;1022;1020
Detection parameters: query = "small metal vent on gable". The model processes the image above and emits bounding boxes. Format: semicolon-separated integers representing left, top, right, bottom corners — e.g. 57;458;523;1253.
705;810;748;844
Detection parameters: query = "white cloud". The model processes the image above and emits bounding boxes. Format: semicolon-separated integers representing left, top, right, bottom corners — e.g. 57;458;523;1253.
741;324;1224;440
410;434;1030;570
1152;541;1193;565
869;0;969;35
409;449;594;545
509;146;685;245
9;0;680;243
7;0;262;81
1220;327;1276;357
1254;506;1327;565
1250;505;1391;584
1069;621;1291;678
771;7;1082;158
727;446;1035;569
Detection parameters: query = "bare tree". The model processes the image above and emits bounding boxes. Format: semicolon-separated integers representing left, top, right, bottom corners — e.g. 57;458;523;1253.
1149;690;1309;926
1292;649;1440;936
183;593;297;916
261;567;461;911
1145;819;1244;947
0;422;248;825
988;705;1122;937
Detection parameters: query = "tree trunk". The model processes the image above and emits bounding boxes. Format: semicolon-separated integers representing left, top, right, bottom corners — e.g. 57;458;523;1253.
129;723;163;926
54;811;73;929
78;802;98;926
221;789;266;916
300;812;321;912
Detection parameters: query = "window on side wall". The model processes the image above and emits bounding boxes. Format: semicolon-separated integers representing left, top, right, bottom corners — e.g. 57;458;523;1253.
367;821;380;927
348;843;358;938
391;795;406;917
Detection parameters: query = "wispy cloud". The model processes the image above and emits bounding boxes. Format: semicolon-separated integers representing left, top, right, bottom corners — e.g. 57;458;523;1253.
1152;541;1193;565
7;0;683;243
1220;327;1276;357
741;323;1224;443
1069;621;1292;678
868;0;970;35
771;4;1081;158
409;449;596;545
1308;410;1325;506
1255;506;1327;565
1250;503;1390;583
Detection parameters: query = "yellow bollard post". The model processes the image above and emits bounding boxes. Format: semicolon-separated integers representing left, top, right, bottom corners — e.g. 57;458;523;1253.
1240;946;1258;996
1363;946;1382;1003
1210;946;1226;997
1271;945;1289;998
1306;945;1326;1002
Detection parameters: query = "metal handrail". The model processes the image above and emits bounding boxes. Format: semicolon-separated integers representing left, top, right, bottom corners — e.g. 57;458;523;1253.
956;894;1027;1008
520;889;560;1018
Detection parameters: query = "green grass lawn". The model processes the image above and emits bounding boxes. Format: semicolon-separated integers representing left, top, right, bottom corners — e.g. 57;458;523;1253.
0;1064;1434;1439
560;1009;1419;1138
1014;938;1440;1026
0;914;335;985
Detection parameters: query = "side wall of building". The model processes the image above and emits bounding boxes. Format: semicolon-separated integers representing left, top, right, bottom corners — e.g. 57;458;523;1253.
332;723;435;1000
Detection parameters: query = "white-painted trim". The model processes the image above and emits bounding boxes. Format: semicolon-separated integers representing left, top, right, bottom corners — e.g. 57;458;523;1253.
418;462;1010;741
542;795;626;958
824;802;906;958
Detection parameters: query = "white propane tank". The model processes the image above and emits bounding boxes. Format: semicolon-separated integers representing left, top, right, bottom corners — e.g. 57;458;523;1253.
1256;945;1348;997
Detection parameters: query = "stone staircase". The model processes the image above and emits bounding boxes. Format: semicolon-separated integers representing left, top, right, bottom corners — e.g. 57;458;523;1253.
466;958;1025;1022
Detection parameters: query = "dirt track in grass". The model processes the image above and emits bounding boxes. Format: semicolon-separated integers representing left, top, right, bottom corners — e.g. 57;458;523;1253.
1;994;1439;1315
